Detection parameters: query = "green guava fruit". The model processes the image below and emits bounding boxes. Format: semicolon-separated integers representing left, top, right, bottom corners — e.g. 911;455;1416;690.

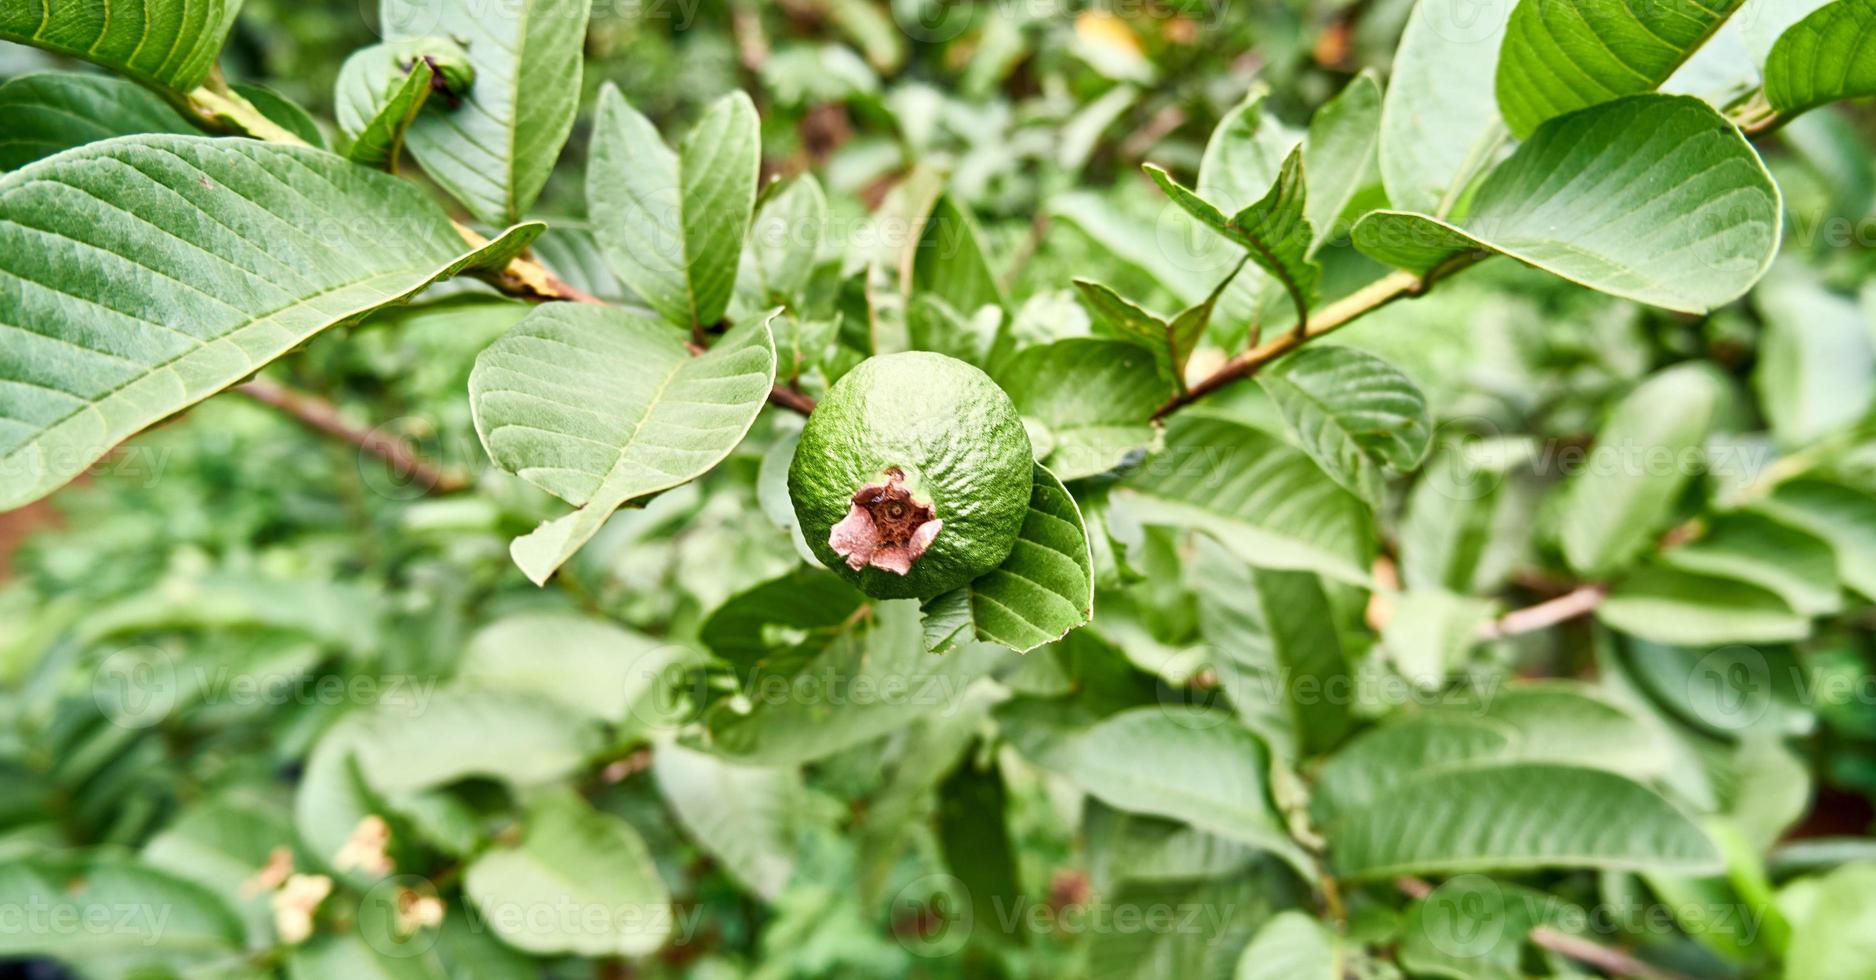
789;352;1033;600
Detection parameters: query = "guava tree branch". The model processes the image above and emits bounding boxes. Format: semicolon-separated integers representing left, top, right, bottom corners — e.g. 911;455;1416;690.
1155;265;1447;419
236;378;471;494
1478;584;1608;640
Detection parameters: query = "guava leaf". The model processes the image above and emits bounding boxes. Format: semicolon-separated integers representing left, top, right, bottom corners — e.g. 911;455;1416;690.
1256;345;1431;509
1236;912;1343;980
1661;511;1842;616
0;0;237;90
0;135;541;513
745;174;827;305
1117;415;1375;586
1073;269;1236;394
1554;364;1724;577
912;192;1004;315
652;742;805;902
1495;0;1747;137
1148;151;1317;329
1764;0;1876;115
707;600;1005;763
1192;537;1351;759
1356;95;1780;314
1379;589;1499;689
459;611;690;725
0;73;197;171
1326;763;1722;879
0;858;245;975
1379;0;1514;213
997;339;1168;480
1198;91;1297;214
464;790;671;957
334;44;434;170
1753;478;1876;599
1598;565;1812;645
381;0;590;224
589;85;760;332
922;463;1094;654
1302;69;1382;250
1036;707;1316;879
469;305;777;585
1752;268;1876;447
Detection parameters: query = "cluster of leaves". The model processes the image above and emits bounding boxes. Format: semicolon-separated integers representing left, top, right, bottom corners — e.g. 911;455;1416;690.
3;0;1876;978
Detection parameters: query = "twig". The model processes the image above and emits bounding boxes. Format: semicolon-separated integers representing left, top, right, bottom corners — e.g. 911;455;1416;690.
235;378;470;494
1478;584;1608;640
1158;267;1431;418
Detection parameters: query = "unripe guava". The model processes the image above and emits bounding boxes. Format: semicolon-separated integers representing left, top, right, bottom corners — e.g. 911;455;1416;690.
789;352;1033;600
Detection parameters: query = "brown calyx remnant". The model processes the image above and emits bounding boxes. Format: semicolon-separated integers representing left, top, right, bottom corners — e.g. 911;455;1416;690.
829;468;942;575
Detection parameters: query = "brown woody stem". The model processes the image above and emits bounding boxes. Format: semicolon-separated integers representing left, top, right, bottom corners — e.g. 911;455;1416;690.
236;378;469;494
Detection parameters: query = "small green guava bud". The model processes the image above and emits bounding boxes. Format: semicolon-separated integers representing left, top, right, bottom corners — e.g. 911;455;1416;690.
387;37;476;104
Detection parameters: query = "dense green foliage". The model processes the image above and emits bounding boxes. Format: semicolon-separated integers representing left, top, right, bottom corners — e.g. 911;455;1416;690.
3;1;1876;978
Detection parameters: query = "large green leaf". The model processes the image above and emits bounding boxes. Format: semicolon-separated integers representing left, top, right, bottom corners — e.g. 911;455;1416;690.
1555;364;1725;577
458;611;688;726
705;600;1005;764
1495;0;1747;137
700;566;866;669
464;790;672;957
334;43;434;171
0;857;245;975
1310;715;1515;821
1235;911;1342;980
911;192;1004;315
1600;564;1812;644
1754;478;1876;598
1355;95;1780;314
1257;345;1431;508
1301;69;1382;250
1661;511;1842;616
0;0;237;90
142;793;295;945
1148;152;1317;328
921;464;1094;654
381;0;590;224
1118;415;1374;585
1764;0;1876;114
469;305;777;585
0;135;540;512
652;742;804;902
1046;707;1314;876
1193;537;1350;759
1327;762;1722;879
1073;269;1237;395
1379;589;1499;688
1752;263;1876;446
1379;0;1514;213
996;339;1168;480
0;73;196;171
589;85;760;331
